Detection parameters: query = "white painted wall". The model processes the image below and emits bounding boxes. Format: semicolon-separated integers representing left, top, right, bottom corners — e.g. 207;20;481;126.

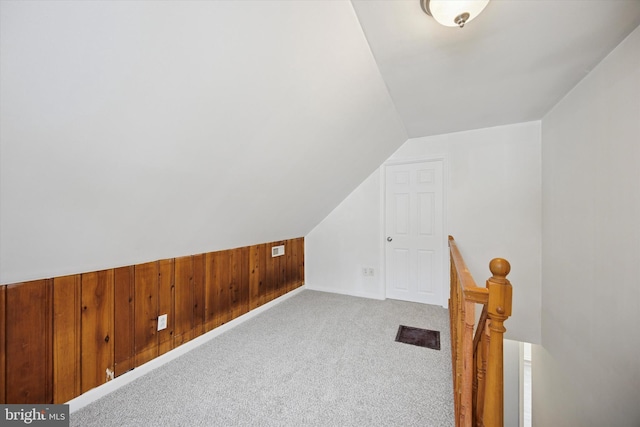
0;1;407;284
307;121;541;344
305;170;384;300
503;339;521;427
536;24;640;427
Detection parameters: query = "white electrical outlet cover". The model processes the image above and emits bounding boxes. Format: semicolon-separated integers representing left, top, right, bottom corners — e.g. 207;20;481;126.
157;314;168;331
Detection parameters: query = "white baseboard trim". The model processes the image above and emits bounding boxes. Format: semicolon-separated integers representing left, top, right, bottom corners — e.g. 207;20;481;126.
305;284;385;301
67;285;307;413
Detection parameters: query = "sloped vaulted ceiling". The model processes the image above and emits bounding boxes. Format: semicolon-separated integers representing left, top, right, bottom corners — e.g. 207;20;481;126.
352;0;640;138
0;1;407;283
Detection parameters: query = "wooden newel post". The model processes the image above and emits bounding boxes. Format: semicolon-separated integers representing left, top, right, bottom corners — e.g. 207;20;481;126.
482;258;512;427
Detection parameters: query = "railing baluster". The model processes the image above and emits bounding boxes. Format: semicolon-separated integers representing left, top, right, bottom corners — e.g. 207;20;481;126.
461;299;475;427
473;305;488;427
476;317;490;427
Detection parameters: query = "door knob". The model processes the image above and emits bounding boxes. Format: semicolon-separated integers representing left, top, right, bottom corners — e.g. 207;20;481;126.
387;237;393;242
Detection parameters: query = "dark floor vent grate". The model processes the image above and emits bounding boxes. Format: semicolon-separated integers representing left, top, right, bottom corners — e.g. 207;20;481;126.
395;325;440;350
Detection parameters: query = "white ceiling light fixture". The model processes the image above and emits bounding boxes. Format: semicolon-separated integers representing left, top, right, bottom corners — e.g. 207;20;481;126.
420;0;490;28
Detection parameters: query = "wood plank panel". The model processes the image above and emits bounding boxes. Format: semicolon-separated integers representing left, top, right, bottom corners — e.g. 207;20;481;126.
265;243;276;304
286;239;295;292
293;238;302;287
249;244;266;310
258;244;268;306
280;240;288;296
192;254;206;338
80;270;114;394
134;261;158;367
240;247;250;313
174;256;194;347
275;241;286;298
248;245;258;310
229;247;249;320
218;250;232;325
6;279;53;403
53;274;81;403
298;237;305;288
0;285;5;404
204;252;216;332
293;237;304;288
269;242;278;299
114;266;135;377
229;249;239;321
158;259;175;356
205;250;231;330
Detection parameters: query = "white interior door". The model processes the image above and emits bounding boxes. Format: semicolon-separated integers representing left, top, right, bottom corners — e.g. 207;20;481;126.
385;160;444;305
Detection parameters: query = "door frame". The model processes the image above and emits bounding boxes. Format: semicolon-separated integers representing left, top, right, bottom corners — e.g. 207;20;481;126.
379;156;449;307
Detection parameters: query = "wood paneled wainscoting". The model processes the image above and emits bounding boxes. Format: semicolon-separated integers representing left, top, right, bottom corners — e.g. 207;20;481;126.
0;238;304;404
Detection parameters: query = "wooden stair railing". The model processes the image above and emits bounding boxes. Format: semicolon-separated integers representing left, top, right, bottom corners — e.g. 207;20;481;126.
448;236;512;427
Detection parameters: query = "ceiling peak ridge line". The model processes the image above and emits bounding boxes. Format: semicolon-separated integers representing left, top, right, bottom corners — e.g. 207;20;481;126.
348;0;410;141
420;0;490;28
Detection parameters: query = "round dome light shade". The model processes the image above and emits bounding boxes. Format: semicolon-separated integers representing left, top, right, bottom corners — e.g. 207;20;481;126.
422;0;490;27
